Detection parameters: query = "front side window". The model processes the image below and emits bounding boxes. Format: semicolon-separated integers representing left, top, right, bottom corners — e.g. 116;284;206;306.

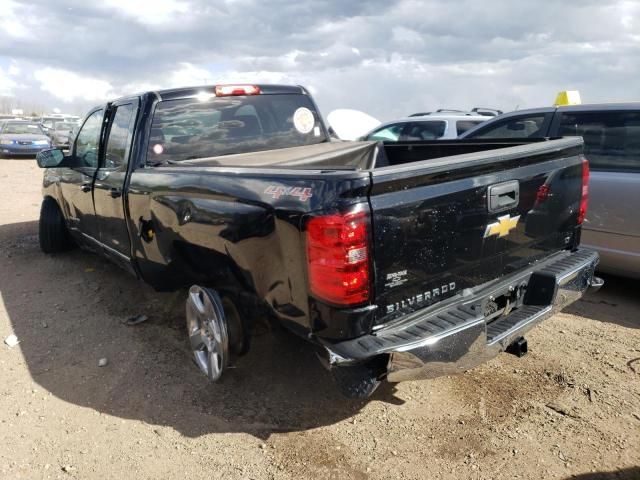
104;104;136;169
74;110;104;167
471;114;548;139
147;94;327;163
558;111;640;172
366;124;404;141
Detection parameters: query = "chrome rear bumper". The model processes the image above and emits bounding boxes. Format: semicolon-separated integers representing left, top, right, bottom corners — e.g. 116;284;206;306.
323;249;600;382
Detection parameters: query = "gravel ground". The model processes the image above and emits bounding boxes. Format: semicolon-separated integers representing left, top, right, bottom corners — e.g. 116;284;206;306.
0;159;639;480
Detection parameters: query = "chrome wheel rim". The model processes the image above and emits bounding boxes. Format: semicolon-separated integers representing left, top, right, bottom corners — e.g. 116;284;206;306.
186;286;229;381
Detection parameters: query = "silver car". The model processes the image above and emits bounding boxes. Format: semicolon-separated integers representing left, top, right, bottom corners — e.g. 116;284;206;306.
461;103;640;278
50;121;76;148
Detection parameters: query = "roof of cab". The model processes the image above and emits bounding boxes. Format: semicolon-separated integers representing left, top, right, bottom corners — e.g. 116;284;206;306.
154;84;309;101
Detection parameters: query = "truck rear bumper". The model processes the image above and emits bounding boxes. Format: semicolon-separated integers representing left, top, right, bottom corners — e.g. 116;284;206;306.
322;249;600;382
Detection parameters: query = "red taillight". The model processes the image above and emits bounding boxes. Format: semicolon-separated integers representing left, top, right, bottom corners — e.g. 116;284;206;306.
535;184;550;204
577;157;590;224
306;210;370;306
214;84;260;96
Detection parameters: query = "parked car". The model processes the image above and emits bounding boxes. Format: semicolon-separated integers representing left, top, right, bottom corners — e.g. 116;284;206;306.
408;107;503;117
35;84;600;397
461;103;640;278
50;121;76;148
359;112;489;141
0;120;51;157
38;114;79;136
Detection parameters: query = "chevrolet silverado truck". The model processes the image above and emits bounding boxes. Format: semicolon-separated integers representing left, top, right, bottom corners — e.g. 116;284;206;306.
36;84;602;398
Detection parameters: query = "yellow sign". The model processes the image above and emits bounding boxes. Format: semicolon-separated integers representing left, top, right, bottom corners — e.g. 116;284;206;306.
554;90;582;106
484;214;520;238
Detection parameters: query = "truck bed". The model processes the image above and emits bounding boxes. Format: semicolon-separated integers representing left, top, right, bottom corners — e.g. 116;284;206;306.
165;138;557;171
127;136;585;340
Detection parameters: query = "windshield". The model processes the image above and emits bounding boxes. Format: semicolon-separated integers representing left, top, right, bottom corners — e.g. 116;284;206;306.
2;123;44;135
55;122;75;130
147;94;327;163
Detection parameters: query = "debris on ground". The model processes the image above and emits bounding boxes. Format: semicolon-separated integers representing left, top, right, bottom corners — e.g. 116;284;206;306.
4;334;19;348
123;314;149;326
98;358;109;367
627;357;640;374
546;402;578;418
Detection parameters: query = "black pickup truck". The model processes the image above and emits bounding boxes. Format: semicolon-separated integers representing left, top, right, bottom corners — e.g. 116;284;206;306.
36;84;602;397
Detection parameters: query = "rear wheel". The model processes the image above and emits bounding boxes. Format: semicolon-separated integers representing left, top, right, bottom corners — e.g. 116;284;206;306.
186;285;249;382
186;286;229;381
39;198;75;253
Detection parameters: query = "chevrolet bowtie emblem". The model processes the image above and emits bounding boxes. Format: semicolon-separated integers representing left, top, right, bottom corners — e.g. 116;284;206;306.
484;214;520;238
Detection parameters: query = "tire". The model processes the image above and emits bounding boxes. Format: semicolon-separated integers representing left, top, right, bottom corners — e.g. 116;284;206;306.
39;198;75;253
331;357;387;399
186;286;229;382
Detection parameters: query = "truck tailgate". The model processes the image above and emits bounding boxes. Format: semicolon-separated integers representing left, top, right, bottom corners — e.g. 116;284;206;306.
370;137;585;326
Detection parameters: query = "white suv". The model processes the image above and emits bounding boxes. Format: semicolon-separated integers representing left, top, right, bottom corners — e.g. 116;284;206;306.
359;111;490;141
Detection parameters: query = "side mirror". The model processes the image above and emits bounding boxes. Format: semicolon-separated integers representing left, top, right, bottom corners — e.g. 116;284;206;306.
36;148;65;168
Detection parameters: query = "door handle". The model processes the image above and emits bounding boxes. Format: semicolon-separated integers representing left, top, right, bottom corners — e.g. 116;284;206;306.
488;181;519;212
80;183;92;193
109;188;122;198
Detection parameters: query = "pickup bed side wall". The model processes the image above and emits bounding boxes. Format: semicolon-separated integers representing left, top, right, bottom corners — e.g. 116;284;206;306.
125;167;371;334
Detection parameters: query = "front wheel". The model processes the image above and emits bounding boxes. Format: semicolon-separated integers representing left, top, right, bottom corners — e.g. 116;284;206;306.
39;198;75;253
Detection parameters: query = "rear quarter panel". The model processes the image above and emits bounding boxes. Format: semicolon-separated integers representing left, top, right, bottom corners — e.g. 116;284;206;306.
126;166;370;333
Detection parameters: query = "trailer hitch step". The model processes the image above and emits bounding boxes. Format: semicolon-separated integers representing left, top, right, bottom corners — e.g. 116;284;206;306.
506;336;528;357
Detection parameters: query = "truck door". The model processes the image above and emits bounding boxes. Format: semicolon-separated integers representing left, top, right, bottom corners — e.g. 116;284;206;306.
555;109;640;275
93;100;138;272
59;108;104;242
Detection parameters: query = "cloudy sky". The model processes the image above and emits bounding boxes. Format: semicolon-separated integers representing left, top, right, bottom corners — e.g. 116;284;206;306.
0;0;639;120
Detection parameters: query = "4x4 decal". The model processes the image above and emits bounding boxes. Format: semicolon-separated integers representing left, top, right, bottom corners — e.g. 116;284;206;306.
264;186;313;201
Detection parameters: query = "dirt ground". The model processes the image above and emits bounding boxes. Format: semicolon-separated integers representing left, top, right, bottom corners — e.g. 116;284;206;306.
0;159;638;480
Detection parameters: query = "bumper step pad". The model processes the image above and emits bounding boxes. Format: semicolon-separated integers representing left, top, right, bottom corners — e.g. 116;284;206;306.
486;305;550;344
324;249;598;363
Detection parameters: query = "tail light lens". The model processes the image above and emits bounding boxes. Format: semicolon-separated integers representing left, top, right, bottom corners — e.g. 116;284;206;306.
306;209;370;306
535;184;550;205
577;157;590;224
214;85;260;96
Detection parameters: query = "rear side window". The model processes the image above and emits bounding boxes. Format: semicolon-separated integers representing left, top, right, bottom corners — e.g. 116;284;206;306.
400;121;446;140
456;120;484;135
558;111;640;172
470;114;549;139
147;94;327;163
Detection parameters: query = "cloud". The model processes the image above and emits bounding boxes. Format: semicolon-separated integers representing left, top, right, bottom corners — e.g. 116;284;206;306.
33;68;115;103
0;68;18;96
0;0;638;118
0;0;34;39
101;0;191;26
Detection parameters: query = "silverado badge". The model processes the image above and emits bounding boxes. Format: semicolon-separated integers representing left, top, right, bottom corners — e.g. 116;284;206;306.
484;214;520;238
